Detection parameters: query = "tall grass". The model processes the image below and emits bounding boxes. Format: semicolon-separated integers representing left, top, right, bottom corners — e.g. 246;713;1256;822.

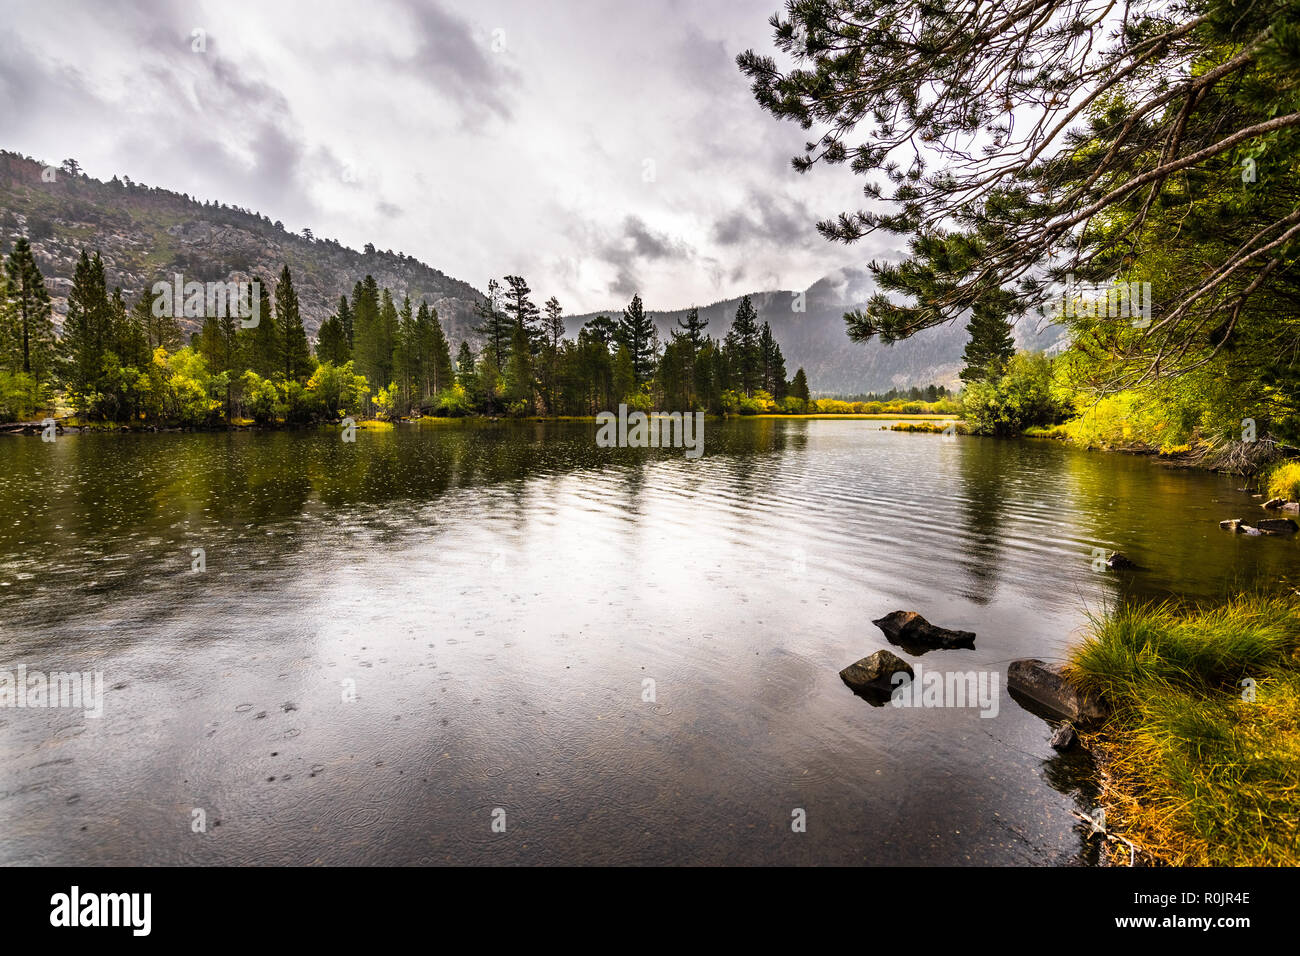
1265;461;1300;501
1070;596;1300;865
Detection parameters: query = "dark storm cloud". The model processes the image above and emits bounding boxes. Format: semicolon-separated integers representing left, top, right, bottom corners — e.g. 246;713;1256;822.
712;191;818;247
594;214;694;298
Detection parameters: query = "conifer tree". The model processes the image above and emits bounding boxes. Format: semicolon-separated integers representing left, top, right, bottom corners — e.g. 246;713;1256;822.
1;237;54;378
725;295;761;395
959;299;1015;384
617;293;655;385
275;265;312;381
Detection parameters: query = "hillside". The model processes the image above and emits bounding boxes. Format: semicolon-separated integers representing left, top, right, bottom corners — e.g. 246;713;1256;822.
0;151;485;346
0;149;1064;394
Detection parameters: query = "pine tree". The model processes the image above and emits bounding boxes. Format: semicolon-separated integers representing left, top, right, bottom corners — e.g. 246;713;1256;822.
677;306;707;351
375;288;398;390
541;295;565;414
316;295;351;364
725;295;761;395
505;317;534;412
472;279;509;371
60;249;112;402
338;294;354;348
758;321;787;397
395;295;417;412
242;278;279;377
502;275;541;353
617;293;655;385
275;265;312;382
455;341;475;388
350;276;382;387
420;303;453;395
2;237;54;378
789;367;810;405
959;299;1015;384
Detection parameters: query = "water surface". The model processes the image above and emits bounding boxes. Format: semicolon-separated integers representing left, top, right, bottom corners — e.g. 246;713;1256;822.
0;421;1288;864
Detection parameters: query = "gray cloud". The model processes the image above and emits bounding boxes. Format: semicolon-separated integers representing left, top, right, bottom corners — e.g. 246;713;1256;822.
712;191;818;247
390;0;519;123
0;0;869;311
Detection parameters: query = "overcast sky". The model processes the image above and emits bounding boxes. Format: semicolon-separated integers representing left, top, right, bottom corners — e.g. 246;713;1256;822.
0;0;893;311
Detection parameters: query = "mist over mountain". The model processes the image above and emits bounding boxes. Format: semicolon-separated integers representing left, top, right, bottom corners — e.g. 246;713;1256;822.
0;150;1064;394
567;266;1066;395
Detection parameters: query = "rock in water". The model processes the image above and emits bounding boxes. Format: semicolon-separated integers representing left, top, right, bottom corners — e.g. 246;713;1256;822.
871;610;976;650
1106;552;1137;570
1283;502;1300;515
1220;519;1243;532
1050;723;1077;750
1257;518;1298;534
840;650;914;695
1007;659;1107;727
1262;497;1285;510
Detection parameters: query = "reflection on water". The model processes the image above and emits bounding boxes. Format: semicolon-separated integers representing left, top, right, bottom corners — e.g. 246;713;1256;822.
0;421;1291;864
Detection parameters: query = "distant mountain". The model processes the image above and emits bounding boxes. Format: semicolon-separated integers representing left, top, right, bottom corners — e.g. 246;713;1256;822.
567;267;1067;395
0;149;1064;394
0;151;484;346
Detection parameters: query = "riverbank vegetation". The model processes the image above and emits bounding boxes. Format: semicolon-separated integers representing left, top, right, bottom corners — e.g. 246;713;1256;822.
0;241;816;426
1070;596;1300;866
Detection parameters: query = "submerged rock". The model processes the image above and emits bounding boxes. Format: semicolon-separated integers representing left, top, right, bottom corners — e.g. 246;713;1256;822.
1007;659;1107;728
840;649;914;696
872;610;976;650
1257;518;1298;534
1220;519;1243;532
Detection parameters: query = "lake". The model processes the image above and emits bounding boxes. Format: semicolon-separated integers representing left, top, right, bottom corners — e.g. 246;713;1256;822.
0;420;1290;864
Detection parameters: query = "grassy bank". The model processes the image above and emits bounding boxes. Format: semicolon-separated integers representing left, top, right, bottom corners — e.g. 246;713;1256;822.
1068;596;1300;866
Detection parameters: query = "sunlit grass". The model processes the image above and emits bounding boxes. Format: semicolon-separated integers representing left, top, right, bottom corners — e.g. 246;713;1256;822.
1069;596;1300;865
1265;461;1300;501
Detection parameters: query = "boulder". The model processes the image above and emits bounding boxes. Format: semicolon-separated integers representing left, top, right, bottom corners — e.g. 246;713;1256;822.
1263;497;1286;510
1220;519;1243;532
840;649;914;696
1257;518;1298;534
1242;525;1263;536
1007;659;1107;728
1283;502;1299;515
872;610;976;650
1106;552;1138;570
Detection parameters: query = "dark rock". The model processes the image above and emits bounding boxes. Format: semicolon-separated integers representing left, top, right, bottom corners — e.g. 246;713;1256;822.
1106;552;1138;570
1257;518;1298;534
1050;722;1077;750
1007;659;1107;728
1262;497;1285;510
840;649;914;696
1219;519;1243;532
872;610;976;650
